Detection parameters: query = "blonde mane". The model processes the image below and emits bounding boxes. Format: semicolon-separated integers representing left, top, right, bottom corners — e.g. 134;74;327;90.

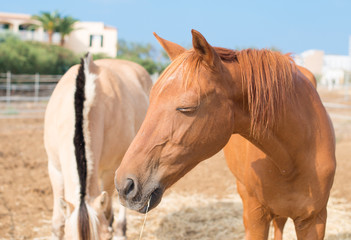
154;47;297;137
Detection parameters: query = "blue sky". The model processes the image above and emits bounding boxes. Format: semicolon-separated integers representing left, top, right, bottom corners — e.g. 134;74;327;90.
3;0;351;55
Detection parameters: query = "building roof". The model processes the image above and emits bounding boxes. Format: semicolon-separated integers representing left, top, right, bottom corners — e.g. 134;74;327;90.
0;12;31;21
104;25;117;30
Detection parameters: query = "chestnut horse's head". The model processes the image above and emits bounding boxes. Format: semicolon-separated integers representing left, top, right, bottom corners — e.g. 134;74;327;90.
115;30;236;213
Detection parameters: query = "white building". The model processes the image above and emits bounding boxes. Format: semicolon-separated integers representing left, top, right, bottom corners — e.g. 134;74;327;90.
294;50;324;76
65;21;117;57
0;12;117;57
295;40;351;89
0;12;48;42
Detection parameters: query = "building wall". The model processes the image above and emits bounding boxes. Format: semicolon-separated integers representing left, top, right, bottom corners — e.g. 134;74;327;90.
297;50;324;76
0;12;45;41
295;47;351;88
0;12;117;57
64;22;117;57
324;55;351;72
0;12;36;32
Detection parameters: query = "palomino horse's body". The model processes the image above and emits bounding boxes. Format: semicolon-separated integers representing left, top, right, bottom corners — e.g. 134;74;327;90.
45;54;152;239
115;30;335;240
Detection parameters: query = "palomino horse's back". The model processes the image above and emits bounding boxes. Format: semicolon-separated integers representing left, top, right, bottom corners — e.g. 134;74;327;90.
95;58;152;96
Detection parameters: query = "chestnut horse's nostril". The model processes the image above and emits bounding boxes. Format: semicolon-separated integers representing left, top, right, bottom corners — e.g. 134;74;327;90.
123;178;136;199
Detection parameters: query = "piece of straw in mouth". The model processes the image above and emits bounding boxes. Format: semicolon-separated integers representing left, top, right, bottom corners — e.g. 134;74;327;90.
139;196;151;240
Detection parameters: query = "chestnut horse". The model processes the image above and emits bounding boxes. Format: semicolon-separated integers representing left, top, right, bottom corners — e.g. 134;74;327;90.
45;54;152;240
115;30;335;239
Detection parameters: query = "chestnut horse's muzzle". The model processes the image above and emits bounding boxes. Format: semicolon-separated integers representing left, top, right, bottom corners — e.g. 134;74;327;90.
115;174;164;213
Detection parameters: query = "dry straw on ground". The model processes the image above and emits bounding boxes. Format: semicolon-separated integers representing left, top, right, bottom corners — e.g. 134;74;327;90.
113;191;351;240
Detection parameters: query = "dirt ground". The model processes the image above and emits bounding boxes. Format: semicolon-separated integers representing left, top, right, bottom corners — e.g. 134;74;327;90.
0;87;350;239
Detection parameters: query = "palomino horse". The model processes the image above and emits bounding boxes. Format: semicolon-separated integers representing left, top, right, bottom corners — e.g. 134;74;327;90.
45;53;152;240
115;30;336;239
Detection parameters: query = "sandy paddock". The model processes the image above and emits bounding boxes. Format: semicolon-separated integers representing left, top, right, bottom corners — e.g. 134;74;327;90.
0;87;350;239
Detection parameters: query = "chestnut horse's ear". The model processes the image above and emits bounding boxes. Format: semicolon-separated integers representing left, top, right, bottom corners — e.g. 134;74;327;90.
191;29;218;67
153;32;186;61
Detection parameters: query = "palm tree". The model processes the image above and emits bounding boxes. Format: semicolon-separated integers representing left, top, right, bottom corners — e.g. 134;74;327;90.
57;16;78;46
32;11;60;44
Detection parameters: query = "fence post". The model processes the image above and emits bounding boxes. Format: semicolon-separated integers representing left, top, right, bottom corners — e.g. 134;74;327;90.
6;71;11;106
345;72;349;101
34;73;40;102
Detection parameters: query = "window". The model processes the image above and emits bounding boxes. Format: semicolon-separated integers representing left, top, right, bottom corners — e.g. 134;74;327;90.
89;35;93;47
0;23;10;30
89;35;103;48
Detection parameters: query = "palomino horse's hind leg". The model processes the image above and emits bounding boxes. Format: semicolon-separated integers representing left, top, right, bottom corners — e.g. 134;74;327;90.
272;217;287;240
294;207;327;240
115;205;127;239
101;170;127;239
48;161;65;240
237;181;271;240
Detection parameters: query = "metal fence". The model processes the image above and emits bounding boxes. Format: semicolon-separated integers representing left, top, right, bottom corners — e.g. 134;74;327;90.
0;72;62;104
0;71;349;104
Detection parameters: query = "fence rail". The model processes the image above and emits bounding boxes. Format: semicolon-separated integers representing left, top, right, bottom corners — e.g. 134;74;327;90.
0;71;349;104
0;72;62;104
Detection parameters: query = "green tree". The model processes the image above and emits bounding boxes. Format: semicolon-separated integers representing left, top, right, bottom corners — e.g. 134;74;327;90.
93;52;112;60
32;11;60;44
57;16;78;46
117;39;169;74
0;34;79;74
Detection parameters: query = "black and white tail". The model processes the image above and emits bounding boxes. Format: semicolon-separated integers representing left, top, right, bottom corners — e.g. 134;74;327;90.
73;53;98;240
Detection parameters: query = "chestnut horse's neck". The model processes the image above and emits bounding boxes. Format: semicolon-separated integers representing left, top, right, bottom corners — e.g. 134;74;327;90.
220;50;331;175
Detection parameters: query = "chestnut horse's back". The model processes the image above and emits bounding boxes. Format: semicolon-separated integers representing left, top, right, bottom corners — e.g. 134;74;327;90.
297;65;317;88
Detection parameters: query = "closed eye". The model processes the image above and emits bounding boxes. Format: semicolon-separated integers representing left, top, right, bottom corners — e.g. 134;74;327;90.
176;106;198;113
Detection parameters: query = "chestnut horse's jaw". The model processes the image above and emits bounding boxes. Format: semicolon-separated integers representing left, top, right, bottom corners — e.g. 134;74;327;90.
138;187;164;213
119;188;164;214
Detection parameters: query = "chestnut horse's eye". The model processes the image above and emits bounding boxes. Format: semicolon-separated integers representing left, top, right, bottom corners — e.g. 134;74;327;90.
176;106;198;113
